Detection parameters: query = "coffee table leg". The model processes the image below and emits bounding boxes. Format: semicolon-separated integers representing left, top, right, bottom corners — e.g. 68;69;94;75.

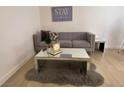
80;61;87;76
35;59;46;73
34;58;38;73
38;60;45;72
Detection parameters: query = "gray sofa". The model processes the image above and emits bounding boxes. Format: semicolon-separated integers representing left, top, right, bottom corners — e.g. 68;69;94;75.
33;31;95;54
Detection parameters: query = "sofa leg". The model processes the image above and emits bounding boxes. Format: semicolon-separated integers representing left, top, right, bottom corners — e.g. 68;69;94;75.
88;51;93;55
90;52;92;55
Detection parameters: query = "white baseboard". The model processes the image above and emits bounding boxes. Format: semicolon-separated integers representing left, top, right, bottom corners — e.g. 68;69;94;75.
105;45;120;49
0;53;34;86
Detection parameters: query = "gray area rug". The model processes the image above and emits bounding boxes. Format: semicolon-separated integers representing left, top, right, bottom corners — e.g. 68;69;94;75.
25;61;104;86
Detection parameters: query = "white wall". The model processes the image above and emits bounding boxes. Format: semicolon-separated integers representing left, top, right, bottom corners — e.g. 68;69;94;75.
0;6;40;85
40;6;124;48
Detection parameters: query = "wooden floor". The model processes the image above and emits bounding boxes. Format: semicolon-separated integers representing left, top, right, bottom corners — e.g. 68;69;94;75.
2;49;124;87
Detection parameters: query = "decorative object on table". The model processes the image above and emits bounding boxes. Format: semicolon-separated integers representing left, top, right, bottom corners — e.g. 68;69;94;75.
51;42;60;52
60;54;72;58
49;31;59;41
49;32;61;53
42;48;47;52
51;6;72;22
47;48;62;56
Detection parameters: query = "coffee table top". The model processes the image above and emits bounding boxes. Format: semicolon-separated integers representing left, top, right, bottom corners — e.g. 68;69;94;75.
35;48;90;61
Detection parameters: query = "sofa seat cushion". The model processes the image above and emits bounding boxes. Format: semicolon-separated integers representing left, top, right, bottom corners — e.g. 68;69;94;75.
60;40;72;48
39;41;48;47
72;40;90;48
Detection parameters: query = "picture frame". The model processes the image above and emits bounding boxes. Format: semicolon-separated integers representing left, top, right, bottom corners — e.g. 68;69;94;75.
51;6;72;22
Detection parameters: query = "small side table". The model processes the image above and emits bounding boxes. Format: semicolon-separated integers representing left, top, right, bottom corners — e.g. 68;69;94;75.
95;38;105;52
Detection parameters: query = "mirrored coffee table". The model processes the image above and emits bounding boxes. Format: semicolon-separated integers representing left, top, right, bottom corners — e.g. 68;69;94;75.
34;48;90;75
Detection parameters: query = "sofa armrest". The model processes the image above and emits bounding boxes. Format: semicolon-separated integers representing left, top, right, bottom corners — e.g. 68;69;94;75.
86;32;95;52
33;31;41;52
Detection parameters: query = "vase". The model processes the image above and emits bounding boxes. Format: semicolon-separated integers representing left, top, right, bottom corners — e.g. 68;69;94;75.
51;41;60;52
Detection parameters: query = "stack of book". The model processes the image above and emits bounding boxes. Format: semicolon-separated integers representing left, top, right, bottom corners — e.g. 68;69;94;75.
47;48;62;56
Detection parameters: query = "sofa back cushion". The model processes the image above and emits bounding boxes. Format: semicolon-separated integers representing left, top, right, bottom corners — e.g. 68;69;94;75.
41;30;52;44
58;32;87;40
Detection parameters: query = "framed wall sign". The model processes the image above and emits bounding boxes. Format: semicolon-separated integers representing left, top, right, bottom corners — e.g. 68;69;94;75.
51;6;72;22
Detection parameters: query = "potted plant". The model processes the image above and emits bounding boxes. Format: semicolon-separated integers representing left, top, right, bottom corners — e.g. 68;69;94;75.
49;32;60;52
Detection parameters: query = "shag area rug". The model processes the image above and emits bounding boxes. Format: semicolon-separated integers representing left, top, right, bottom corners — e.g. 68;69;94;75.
25;61;104;86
